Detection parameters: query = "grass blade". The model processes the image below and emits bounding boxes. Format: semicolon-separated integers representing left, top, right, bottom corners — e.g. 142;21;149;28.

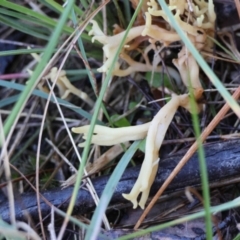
2;0;76;144
85;140;142;240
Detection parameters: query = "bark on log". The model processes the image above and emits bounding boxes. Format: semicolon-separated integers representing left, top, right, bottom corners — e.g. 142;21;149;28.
1;139;240;222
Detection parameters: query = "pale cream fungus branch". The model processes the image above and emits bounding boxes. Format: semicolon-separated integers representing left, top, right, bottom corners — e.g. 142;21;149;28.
29;51;94;107
72;122;151;147
44;67;94;107
123;94;193;209
89;20;145;73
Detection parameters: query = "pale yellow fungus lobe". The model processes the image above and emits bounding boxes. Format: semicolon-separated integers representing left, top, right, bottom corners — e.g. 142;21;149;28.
142;12;181;45
44;67;94;107
123;94;192;208
72;122;150;147
29;51;94;107
173;50;202;92
113;52;180;83
89;20;145;73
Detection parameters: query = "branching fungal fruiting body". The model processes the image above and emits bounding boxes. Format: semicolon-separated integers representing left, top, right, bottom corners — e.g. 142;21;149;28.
72;122;150;147
29;51;94;107
123;94;192;209
72;0;216;208
44;67;94;107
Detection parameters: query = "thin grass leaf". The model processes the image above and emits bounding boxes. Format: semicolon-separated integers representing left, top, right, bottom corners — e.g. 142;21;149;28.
0;1;72;33
189;87;212;238
0;15;49;40
0;80;101;123
0;8;54;31
2;0;81;143
44;0;64;14
113;0;127;28
45;0;92;32
86;140;142;240
0;1;91;41
0;48;101;58
0;49;51;57
123;0;131;23
71;9;112;124
70;10;97;92
65;69;98;76
0;94;20;109
208;35;239;62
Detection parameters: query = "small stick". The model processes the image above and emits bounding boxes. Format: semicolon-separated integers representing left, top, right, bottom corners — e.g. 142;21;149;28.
134;86;240;229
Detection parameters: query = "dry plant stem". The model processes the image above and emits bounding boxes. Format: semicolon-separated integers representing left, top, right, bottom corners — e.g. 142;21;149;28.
0;116;16;225
73;45;98;95
86;142;130;174
134;86;240;229
45;138;77;173
15;222;41;240
0;110;80;122
234;0;240;20
8;98;38;160
47;86;110;231
185;187;222;239
48;207;56;240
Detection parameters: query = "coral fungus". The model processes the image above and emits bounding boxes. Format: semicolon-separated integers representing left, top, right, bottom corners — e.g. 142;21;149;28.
72;0;216;208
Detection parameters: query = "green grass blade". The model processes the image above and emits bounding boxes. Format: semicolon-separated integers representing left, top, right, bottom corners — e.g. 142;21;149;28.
0;94;20;108
45;0;92;32
2;0;77;144
84;2;144;239
0;49;52;56
0;8;54;32
0;1;90;41
0;1;72;33
64;0;144;235
0;48;100;57
189;88;212;238
208;35;239;62
0;80;101;123
86;140;142;240
0;15;49;40
44;0;64;14
123;0;131;23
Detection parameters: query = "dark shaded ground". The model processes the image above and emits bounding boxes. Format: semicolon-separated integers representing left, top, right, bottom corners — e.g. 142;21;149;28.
1;139;240;224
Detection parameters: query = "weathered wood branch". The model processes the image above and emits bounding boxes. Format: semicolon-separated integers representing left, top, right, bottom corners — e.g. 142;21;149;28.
1;140;240;222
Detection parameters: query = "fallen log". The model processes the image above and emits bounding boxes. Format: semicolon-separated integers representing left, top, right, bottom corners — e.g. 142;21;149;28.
1;139;240;222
